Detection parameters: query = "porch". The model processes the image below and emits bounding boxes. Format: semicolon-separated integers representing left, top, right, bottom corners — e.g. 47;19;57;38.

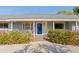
0;21;79;34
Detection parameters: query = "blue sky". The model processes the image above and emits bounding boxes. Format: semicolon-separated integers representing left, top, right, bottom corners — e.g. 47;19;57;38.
0;6;74;14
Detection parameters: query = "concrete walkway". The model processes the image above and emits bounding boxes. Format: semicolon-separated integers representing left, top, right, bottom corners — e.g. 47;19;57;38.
0;44;26;53
0;41;78;53
33;35;45;41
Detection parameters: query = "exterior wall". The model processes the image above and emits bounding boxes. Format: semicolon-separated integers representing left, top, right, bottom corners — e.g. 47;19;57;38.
76;22;79;31
0;22;11;31
0;21;77;34
47;21;53;31
71;22;76;31
75;22;79;31
12;21;78;34
13;22;33;33
42;22;47;34
8;22;11;29
13;22;23;31
47;21;76;31
65;22;72;30
65;22;76;31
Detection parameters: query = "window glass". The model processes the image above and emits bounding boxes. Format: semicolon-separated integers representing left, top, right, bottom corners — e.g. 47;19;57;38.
4;23;8;28
0;24;3;28
55;23;64;29
0;23;8;28
24;23;30;30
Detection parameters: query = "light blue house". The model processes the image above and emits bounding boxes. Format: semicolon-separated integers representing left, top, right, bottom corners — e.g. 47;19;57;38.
0;14;79;35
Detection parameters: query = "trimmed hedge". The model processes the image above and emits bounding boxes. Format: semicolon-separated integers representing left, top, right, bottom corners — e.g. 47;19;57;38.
45;30;79;45
0;31;33;45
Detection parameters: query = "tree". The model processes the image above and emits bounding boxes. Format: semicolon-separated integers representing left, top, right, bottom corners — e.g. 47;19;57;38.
57;10;73;15
73;7;79;15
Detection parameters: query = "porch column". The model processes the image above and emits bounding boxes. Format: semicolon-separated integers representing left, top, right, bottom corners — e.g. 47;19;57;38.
75;21;77;31
45;22;48;33
64;22;66;30
22;23;24;32
53;21;55;30
33;22;36;35
10;22;13;31
30;23;31;33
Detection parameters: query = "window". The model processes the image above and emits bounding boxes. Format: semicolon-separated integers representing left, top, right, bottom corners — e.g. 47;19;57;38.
4;23;8;28
55;23;64;29
0;24;3;28
24;23;30;30
0;23;8;28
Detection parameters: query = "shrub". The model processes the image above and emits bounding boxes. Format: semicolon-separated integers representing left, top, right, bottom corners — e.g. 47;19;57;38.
45;30;79;45
0;31;33;45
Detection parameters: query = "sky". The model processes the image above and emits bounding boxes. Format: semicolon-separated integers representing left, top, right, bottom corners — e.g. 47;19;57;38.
0;6;74;14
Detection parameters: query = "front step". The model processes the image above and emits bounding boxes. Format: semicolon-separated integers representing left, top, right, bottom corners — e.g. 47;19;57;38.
34;35;44;41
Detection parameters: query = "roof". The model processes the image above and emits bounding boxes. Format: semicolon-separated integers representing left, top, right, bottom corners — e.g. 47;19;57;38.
0;14;78;19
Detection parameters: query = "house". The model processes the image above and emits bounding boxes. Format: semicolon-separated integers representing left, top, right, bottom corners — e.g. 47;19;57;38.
0;14;79;35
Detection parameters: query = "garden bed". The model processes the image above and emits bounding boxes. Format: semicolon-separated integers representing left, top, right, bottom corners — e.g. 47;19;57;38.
0;31;33;45
44;30;79;45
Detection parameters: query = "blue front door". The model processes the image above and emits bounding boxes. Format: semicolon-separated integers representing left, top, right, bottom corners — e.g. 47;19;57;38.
37;23;42;34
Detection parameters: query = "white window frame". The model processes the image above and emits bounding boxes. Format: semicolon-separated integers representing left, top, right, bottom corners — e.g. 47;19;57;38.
23;23;31;32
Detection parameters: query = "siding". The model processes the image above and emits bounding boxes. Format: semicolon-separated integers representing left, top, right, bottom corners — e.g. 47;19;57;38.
42;22;47;34
13;22;23;31
11;21;77;34
65;22;76;31
47;22;53;31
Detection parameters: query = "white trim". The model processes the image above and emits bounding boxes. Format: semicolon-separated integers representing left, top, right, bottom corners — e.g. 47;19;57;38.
33;22;35;35
53;21;55;30
0;28;11;31
8;19;79;22
75;21;77;31
64;22;66;30
10;22;13;31
0;19;79;22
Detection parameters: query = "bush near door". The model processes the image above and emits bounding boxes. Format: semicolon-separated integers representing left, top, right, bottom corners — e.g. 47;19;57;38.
45;30;79;45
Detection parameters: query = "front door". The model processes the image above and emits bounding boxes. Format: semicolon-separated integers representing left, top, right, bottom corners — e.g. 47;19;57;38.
37;23;42;34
